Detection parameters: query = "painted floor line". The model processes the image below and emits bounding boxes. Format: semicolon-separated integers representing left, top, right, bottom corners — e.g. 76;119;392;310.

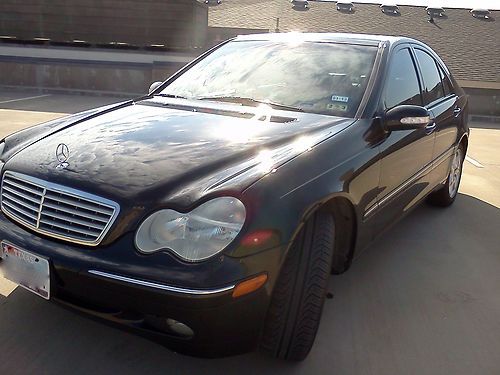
0;94;51;105
0;278;17;297
465;155;485;168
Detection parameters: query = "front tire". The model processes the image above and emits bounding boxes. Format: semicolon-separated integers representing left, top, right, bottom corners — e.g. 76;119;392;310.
260;211;334;361
427;145;465;207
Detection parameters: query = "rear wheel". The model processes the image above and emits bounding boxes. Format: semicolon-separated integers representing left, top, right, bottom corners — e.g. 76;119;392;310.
260;211;334;361
427;145;465;207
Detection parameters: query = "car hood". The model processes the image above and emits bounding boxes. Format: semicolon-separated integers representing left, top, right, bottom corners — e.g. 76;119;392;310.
5;98;353;208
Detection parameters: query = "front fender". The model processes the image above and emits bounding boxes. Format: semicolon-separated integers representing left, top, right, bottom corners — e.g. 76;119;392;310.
231;119;379;258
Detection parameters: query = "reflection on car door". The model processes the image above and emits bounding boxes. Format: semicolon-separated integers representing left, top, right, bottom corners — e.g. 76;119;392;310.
413;47;459;185
372;45;435;231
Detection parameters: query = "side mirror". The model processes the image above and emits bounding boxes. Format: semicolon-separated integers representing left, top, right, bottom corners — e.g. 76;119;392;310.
384;105;432;131
148;81;163;94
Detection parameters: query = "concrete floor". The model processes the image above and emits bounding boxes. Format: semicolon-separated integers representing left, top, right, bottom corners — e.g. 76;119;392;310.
0;89;499;374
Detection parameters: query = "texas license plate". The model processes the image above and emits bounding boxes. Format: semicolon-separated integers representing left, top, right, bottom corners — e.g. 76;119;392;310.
0;241;50;299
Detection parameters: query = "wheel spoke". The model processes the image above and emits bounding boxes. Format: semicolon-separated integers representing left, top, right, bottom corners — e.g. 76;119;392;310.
448;149;463;197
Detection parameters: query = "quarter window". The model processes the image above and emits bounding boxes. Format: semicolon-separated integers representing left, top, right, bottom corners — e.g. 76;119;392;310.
385;49;422;109
415;49;445;105
438;65;454;96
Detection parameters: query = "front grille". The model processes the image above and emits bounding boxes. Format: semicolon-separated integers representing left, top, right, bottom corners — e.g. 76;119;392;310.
1;171;119;246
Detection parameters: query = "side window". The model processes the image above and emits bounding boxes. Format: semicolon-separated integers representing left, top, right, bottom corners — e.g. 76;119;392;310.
385;49;422;109
415;49;445;105
438;65;454;96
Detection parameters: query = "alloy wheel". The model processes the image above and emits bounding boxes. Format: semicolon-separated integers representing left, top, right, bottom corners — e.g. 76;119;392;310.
448;148;463;198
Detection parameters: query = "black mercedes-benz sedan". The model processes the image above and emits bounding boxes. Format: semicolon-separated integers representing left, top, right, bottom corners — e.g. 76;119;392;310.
0;33;468;361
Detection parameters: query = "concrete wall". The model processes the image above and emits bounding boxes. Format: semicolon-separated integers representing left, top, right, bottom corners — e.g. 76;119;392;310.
0;0;208;49
464;88;500;117
0;45;195;95
0;60;176;96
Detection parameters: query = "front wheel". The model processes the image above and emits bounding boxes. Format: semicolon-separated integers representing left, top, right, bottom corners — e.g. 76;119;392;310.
260;211;334;361
427;145;465;207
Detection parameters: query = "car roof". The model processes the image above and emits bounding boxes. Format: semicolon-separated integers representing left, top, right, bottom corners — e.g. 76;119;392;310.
234;32;418;47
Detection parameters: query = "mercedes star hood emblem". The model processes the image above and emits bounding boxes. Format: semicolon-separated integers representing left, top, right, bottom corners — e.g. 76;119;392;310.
55;143;70;170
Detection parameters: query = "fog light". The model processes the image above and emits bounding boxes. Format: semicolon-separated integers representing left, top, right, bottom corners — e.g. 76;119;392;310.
144;315;194;338
166;318;194;338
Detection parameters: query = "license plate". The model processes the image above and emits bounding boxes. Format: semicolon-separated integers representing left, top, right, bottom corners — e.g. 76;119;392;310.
0;241;50;300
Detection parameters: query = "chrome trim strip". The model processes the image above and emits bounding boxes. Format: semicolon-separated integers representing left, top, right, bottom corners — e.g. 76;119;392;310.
88;270;235;295
36;187;47;228
1;171;120;246
364;201;379;219
364;147;455;219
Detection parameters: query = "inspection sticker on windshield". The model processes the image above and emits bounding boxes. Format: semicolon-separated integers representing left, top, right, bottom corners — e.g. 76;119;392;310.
327;103;348;112
331;95;349;103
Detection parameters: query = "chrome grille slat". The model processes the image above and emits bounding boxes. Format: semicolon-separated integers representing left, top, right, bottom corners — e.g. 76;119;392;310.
40;210;106;230
39;219;102;236
1;200;39;222
2;191;41;211
1;171;120;246
2;185;42;204
38;225;96;241
42;202;110;222
3;178;44;196
44;194;114;215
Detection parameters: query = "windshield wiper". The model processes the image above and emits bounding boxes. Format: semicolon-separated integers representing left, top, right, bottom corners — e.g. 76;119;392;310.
196;96;303;113
155;93;188;99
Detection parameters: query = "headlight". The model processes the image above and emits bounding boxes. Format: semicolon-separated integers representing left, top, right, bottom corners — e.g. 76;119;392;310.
0;141;5;163
135;197;246;262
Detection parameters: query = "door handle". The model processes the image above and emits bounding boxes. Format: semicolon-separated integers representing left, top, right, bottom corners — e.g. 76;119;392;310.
425;122;436;134
453;107;462;117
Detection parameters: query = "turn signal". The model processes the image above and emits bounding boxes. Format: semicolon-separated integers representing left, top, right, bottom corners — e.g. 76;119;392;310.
232;274;268;298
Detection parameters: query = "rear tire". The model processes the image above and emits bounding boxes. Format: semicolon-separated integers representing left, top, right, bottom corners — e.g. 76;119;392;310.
427;145;465;207
260;211;334;361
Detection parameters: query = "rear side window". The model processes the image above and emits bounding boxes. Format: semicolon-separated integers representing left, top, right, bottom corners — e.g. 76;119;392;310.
438;65;454;96
385;48;422;109
415;49;445;105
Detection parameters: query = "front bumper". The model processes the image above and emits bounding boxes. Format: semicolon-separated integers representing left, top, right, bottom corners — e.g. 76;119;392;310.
0;212;285;358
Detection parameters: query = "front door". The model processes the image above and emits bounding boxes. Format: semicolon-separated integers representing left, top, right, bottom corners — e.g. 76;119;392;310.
373;45;435;232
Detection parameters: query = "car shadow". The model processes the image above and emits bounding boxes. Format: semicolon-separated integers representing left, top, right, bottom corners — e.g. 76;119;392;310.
0;194;499;374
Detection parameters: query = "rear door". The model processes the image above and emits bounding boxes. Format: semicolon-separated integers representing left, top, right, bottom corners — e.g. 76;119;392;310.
412;47;459;184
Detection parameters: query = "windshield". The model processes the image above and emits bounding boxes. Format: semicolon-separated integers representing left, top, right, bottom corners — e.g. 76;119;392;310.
160;40;378;117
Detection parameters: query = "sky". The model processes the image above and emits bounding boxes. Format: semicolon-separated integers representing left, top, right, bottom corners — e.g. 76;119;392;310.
333;1;500;10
